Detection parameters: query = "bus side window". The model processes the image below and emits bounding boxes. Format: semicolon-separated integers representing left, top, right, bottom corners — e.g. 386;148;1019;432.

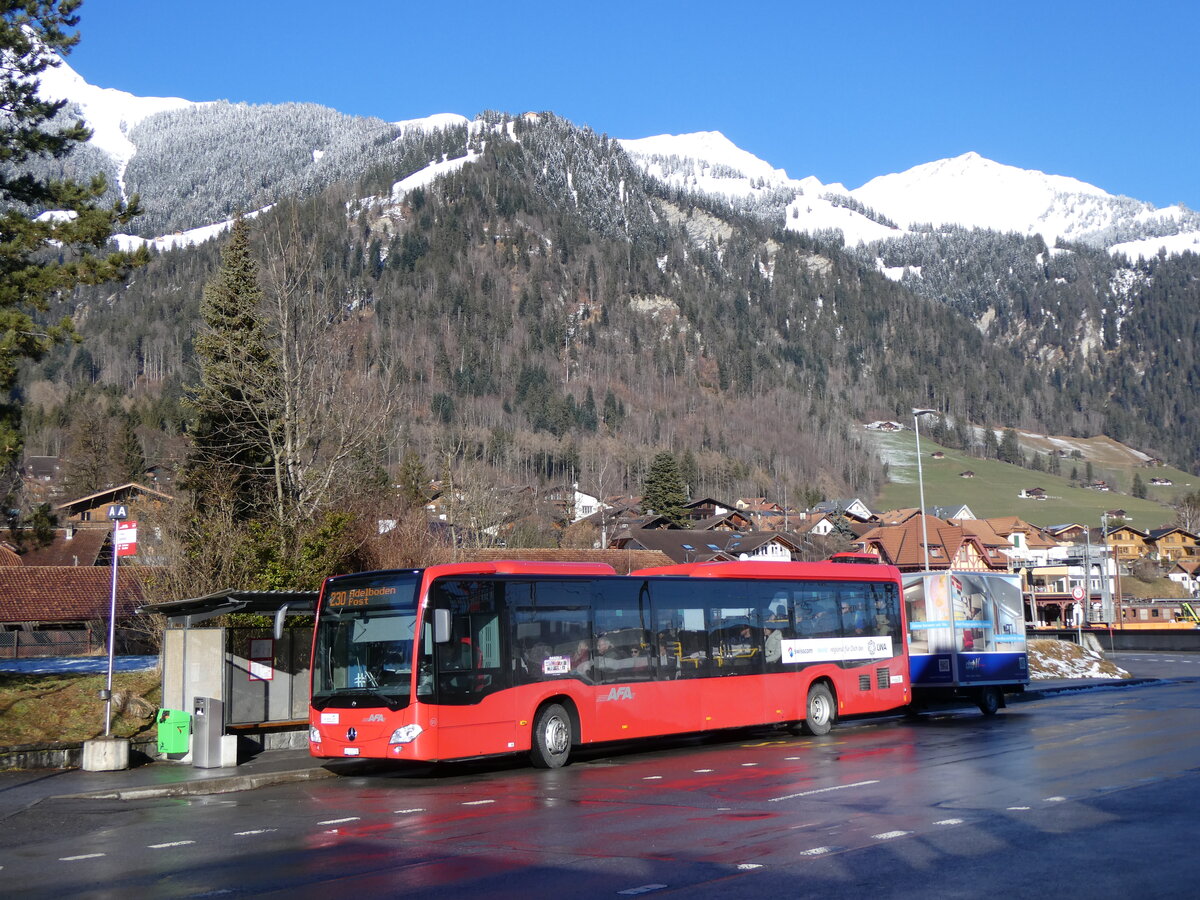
593;580;652;685
513;605;589;683
795;585;839;639
650;582;710;679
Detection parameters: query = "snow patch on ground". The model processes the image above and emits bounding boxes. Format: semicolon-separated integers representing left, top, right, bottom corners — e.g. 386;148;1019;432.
1028;639;1130;680
112;206;272;253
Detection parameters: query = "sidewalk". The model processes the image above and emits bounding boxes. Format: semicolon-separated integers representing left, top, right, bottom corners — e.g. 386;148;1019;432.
0;675;1171;813
0;747;334;815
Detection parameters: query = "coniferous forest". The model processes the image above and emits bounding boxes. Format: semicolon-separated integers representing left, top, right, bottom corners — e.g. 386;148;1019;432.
17;111;1200;562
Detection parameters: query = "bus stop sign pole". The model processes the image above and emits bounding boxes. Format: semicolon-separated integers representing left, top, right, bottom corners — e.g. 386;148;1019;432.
102;504;128;736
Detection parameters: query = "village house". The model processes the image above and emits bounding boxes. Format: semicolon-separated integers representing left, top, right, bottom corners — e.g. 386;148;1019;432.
1044;523;1089;543
932;504;976;520
1104;524;1151;564
1146;527;1200;563
0;567;147;657
1167;559;1200;597
54;482;174;529
854;514;1009;572
608;528;802;564
812;498;875;523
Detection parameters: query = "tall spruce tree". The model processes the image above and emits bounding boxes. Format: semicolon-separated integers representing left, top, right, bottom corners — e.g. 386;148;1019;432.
641;451;688;526
184;216;276;518
0;1;147;484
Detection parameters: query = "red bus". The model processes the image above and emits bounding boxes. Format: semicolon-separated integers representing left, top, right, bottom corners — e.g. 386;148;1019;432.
308;559;909;768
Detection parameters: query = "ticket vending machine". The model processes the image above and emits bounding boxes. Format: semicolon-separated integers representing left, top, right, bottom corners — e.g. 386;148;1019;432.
192;696;224;768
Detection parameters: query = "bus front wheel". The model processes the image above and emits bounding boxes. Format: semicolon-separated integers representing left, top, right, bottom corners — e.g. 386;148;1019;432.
801;683;836;736
530;702;572;769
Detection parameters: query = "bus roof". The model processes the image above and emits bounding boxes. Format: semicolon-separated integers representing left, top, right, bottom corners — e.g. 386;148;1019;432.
323;560;618;590
629;559;902;581
424;560;618;578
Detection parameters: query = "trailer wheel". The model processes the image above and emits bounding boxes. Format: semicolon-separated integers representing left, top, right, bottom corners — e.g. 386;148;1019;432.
801;683;836;735
530;703;572;769
977;686;1002;717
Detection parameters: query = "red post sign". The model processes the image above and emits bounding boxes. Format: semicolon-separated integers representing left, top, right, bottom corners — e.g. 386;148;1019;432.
115;520;138;557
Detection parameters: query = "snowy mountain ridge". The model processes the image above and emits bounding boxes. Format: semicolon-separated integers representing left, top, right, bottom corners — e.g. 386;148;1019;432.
617;133;1200;259
36;55;1200;259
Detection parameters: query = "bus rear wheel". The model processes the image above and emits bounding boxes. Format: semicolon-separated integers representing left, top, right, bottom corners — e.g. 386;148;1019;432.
530;702;572;769
801;683;836;736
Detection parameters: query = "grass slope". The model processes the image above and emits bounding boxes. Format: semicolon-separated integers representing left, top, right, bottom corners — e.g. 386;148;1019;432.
869;430;1185;527
0;670;161;746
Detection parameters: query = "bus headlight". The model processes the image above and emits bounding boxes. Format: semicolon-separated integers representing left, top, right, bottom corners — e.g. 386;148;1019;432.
309;726;322;744
389;724;423;744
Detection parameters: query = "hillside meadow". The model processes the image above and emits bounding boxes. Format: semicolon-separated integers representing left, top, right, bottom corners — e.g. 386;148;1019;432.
869;430;1190;528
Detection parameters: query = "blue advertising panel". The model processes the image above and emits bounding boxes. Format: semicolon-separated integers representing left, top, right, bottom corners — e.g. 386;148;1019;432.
904;571;1028;688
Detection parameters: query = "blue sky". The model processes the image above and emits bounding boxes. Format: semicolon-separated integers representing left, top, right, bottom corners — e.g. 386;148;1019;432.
66;0;1200;208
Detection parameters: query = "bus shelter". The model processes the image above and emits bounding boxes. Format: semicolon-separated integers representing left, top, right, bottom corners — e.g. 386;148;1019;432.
142;589;318;751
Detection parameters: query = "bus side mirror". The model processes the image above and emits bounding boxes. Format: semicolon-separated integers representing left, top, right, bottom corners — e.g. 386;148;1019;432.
434;608;452;643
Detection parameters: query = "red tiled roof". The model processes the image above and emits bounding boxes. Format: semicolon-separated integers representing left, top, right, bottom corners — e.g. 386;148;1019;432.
0;567;147;624
857;515;1008;571
6;529;108;567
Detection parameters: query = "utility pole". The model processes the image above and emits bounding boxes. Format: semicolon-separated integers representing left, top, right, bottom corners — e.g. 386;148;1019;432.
912;408;937;571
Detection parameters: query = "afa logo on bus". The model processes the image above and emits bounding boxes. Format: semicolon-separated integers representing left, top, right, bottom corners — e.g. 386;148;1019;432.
598;686;634;702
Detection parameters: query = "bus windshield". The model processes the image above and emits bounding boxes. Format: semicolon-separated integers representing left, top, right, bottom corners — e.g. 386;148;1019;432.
312;572;421;710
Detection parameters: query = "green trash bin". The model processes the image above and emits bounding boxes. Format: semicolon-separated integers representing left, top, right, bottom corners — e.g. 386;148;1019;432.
157;708;191;755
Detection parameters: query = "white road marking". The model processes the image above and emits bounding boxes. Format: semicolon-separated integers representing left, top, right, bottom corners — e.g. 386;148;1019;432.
393;808;425;814
617;885;668;896
872;831;911;840
768;779;880;802
1044;796;1067;802
1008;806;1031;810
462;799;495;806
737;863;763;869
642;776;663;780
234;829;278;836
694;769;714;773
741;762;759;767
800;847;831;856
149;840;196;848
934;818;964;825
59;853;105;861
317;817;360;825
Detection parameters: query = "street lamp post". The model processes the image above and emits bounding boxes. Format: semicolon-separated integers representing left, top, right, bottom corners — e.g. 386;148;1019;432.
912;408;938;571
102;503;128;736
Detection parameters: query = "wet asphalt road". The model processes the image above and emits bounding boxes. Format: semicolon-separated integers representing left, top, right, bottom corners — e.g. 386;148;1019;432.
2;668;1199;899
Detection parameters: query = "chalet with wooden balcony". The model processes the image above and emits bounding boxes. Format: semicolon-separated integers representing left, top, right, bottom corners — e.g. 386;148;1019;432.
1104;524;1150;563
1146;527;1200;563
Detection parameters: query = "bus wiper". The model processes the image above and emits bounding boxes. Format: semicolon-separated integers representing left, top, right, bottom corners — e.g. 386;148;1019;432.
312;687;403;711
345;687;404;711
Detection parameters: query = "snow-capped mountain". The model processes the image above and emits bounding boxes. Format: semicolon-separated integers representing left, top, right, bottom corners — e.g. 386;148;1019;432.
618;133;1200;259
36;56;199;201
35;55;1200;260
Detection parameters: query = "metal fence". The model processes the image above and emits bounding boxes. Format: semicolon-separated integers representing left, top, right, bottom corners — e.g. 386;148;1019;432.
0;629;102;659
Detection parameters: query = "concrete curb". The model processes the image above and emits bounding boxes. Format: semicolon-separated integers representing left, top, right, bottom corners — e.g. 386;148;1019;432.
1016;677;1165;702
54;765;335;801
